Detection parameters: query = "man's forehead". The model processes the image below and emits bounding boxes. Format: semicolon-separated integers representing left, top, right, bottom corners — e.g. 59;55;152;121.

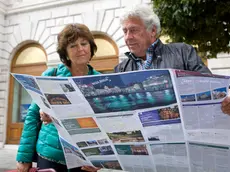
122;24;141;29
122;17;145;28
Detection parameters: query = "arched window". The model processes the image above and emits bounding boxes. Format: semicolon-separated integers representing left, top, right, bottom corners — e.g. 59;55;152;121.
90;33;119;73
7;43;47;144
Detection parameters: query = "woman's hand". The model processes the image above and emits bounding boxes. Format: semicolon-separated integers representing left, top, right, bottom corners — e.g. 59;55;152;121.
40;110;52;125
81;166;101;172
16;162;32;172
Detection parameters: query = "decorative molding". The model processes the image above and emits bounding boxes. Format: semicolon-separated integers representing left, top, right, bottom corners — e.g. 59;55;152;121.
7;0;95;15
0;0;7;14
0;7;6;14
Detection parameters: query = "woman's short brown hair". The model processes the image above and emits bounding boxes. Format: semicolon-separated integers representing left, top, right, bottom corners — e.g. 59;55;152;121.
57;23;97;67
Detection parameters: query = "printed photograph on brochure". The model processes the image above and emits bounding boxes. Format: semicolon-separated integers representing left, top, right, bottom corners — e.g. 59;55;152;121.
13;74;42;95
76;138;109;148
61;117;101;135
181;94;196;102
45;94;71;105
196;91;212;101
81;145;114;157
107;130;145;143
86;140;98;146
138;105;181;127
77;141;88;148
90;159;122;170
138;105;184;143
72;70;177;113
60;83;76;92
212;87;227;100
115;144;149;156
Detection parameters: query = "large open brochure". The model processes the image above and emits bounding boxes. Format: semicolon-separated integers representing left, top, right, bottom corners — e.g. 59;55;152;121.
12;69;230;172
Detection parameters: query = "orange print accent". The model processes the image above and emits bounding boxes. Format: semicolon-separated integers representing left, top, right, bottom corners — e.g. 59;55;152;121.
77;117;98;128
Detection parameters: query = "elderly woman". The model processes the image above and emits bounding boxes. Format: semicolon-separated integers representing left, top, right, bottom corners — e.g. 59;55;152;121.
16;24;100;172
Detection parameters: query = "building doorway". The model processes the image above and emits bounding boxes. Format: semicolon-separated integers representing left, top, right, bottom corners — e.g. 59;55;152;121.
7;43;47;144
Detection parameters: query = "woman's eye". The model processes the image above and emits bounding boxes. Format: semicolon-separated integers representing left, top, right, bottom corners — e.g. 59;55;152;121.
81;42;88;46
70;44;76;48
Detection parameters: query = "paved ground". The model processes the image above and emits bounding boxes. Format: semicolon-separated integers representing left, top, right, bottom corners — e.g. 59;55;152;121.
0;146;126;172
0;146;18;172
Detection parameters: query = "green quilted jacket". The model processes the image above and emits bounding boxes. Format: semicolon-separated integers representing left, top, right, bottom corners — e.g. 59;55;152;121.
16;63;100;164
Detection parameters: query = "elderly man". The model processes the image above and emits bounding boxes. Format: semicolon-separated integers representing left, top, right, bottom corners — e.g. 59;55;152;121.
114;5;211;74
115;5;230;118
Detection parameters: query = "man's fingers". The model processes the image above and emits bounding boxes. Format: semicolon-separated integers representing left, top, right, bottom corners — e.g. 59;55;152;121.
81;166;100;172
222;106;230;115
221;103;230;115
221;96;230;106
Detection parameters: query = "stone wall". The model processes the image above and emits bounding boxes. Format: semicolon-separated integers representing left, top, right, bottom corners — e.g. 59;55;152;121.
0;0;7;144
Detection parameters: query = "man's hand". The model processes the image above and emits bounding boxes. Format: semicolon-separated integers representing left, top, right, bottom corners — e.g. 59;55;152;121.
16;162;32;172
81;166;101;172
40;110;52;125
221;96;230;115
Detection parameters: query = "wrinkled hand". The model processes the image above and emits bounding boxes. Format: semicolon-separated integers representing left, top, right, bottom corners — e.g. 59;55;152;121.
81;166;101;172
40;110;52;125
16;162;32;172
221;96;230;115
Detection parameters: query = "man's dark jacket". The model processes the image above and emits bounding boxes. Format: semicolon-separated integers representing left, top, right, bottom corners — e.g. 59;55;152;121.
114;40;211;74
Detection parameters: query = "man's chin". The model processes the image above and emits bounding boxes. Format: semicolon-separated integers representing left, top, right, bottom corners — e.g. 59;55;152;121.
130;50;138;54
130;51;142;57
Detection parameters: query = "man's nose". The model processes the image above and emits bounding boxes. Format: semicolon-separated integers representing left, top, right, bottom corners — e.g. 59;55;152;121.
125;31;133;40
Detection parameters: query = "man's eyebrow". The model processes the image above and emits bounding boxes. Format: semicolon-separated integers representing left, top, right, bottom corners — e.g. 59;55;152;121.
126;26;139;29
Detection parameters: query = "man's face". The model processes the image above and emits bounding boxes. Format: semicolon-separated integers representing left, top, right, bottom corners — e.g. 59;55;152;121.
122;17;156;58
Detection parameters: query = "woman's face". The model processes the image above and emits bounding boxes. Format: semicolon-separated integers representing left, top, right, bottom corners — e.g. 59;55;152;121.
66;37;91;65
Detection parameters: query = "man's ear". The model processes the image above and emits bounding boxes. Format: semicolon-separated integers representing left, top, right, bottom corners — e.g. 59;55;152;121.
151;25;157;37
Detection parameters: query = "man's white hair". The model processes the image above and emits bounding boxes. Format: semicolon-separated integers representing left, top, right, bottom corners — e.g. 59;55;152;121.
120;4;161;36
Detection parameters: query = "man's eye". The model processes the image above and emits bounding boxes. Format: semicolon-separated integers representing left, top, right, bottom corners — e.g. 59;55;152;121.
131;29;138;33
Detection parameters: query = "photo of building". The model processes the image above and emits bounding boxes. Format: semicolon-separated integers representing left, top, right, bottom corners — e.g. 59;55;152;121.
73;70;177;113
115;144;149;156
